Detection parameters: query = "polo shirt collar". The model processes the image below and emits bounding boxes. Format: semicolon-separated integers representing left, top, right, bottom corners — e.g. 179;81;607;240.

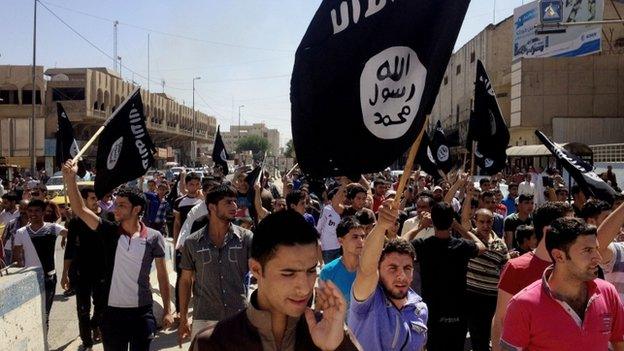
541;265;599;300
119;221;148;238
383;287;422;310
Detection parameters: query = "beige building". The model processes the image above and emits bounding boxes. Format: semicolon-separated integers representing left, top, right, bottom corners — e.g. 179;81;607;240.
431;1;624;150
222;123;281;156
0;65;217;171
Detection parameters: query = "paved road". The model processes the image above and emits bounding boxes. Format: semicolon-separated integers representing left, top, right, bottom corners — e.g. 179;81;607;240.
47;237;191;351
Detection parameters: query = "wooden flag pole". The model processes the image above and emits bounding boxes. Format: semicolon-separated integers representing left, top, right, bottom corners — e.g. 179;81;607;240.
285;163;299;178
470;141;477;176
393;116;429;209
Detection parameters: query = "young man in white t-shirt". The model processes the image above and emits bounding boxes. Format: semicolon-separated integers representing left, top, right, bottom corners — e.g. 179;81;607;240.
12;199;67;328
316;185;346;263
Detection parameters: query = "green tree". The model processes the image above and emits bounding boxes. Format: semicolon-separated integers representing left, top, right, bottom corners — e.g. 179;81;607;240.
284;139;296;160
236;135;270;160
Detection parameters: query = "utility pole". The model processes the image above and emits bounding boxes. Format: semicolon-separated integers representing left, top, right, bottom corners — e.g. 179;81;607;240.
192;76;201;166
113;21;118;72
118;56;122;79
238;105;245;139
147;33;150;92
30;0;37;176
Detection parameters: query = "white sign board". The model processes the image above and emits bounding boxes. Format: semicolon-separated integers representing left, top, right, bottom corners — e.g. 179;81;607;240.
513;0;604;61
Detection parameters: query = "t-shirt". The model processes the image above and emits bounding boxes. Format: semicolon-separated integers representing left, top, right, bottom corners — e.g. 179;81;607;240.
504;213;532;249
143;191;160;224
316;205;341;251
320;257;357;306
303;213;316;227
411;235;478;316
15;222;65;274
96;219;166;308
372;195;385;213
12;227;42;269
64;210;113;276
0;209;19;226
502;196;517;215
174;195;204;226
466;232;508;296
493;213;505;238
498;251;550;296
600;242;624;302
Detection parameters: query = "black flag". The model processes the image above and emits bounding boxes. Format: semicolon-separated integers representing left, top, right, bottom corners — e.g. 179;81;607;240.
430;120;452;173
246;165;263;225
416;132;443;182
291;0;470;177
56;103;87;178
95;88;156;198
535;130;618;205
467;60;510;175
212;126;229;176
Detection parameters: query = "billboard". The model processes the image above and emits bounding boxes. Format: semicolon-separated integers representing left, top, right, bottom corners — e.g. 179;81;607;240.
513;0;604;61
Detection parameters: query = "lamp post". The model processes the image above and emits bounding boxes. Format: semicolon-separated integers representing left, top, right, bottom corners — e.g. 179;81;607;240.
117;56;122;79
238;104;245;139
192;76;201;166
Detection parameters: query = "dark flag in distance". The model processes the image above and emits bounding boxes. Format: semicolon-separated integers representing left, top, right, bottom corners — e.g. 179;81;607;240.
430;120;452;173
95;88;156;198
212;126;229;176
416;132;443;181
535;130;618;205
56;103;87;178
245;166;263;225
467;60;510;175
291;0;470;177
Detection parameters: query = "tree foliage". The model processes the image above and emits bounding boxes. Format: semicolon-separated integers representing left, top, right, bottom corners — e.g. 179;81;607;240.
236;135;270;159
284;139;296;159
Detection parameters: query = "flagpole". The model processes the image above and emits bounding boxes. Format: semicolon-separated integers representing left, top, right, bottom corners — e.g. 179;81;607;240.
71;86;141;164
470;141;477;175
393;116;429;209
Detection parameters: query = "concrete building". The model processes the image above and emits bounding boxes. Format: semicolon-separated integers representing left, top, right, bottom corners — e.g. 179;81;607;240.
0;65;217;171
222;123;281;156
430;1;624;151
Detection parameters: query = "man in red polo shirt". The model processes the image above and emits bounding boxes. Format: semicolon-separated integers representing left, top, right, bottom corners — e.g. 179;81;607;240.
501;217;624;350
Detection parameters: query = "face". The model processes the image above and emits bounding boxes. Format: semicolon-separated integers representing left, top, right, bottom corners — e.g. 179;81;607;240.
251;244;318;317
416;198;431;216
379;252;413;301
274;199;287;213
433;189;443;202
587;210;611;227
85;192;98;212
352;192;367;210
31;189;46;201
147;181;156;192
374;184;385;196
480;196;496;212
27;206;44;224
291;198;306;215
475;214;494;236
494;191;503;203
481;181;491;191
113;196;140;222
554;235;602;282
339;228;366;256
519;200;535;214
186;179;201;195
209;196;238;221
2;198;15;210
237;175;249;193
157;186;168;198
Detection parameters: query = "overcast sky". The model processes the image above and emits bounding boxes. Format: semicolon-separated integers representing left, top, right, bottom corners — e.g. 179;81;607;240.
0;0;527;146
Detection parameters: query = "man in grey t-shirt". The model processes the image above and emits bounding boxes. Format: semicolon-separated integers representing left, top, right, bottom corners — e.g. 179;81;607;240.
178;185;253;344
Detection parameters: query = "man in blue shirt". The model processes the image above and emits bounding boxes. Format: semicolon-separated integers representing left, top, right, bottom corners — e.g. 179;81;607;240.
320;216;365;307
348;203;428;350
502;183;518;215
286;190;316;227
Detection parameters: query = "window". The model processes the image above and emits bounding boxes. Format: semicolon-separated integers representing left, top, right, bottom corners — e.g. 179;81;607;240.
443;76;448;85
52;88;85;101
496;92;508;98
615;37;624;48
22;90;42;104
470;52;475;63
0;89;19;104
456;64;461;75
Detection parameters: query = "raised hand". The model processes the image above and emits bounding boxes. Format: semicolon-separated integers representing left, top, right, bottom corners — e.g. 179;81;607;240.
307;280;347;351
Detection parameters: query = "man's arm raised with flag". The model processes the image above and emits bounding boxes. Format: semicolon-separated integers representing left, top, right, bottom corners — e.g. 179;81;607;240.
62;160;100;231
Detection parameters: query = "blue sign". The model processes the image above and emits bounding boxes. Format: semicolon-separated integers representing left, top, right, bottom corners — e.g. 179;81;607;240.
539;0;563;24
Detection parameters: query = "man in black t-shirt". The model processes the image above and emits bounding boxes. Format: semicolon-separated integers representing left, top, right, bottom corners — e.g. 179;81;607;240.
411;202;486;351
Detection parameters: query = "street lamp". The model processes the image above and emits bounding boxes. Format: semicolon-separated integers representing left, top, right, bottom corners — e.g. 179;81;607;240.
117;56;122;79
238;105;245;139
192;76;201;166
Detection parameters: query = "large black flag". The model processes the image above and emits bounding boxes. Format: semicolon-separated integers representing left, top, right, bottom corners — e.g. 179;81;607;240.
467;60;510;175
56;103;87;178
95;88;156;198
536;130;618;205
291;0;470;177
212;126;229;176
430;120;452;173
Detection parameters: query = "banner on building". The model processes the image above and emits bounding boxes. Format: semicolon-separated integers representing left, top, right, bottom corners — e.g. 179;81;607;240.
513;0;604;61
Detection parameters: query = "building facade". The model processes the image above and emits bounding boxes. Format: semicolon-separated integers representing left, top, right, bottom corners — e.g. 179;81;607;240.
0;65;217;172
222;123;281;156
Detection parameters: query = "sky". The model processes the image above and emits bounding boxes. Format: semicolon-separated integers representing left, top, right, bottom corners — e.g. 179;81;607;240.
0;0;528;147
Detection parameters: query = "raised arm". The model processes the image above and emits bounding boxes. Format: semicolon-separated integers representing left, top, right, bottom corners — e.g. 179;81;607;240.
597;201;624;263
62;160;100;230
352;202;398;302
445;172;467;205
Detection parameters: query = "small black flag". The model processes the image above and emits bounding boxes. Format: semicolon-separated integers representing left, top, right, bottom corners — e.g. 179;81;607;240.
246;165;263;225
416;132;443;182
95;88;156;198
535;130;618;205
291;0;470;177
212;126;229;176
56;103;87;178
430;121;452;174
467;60;510;175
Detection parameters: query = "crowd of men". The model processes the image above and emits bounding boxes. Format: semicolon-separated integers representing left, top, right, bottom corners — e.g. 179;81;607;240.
1;161;624;351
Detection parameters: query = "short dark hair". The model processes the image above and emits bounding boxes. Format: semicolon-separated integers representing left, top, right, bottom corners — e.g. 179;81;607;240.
515;225;535;244
2;192;18;202
431;202;454;230
355;208;376;226
336;216;362;238
79;186;96;200
251;210;319;267
346;184;367;200
545;217;596;262
479;190;495;200
380;238;415;263
479;178;491;186
533;201;572;241
581;200;611;220
373;179;387;187
27;199;47;210
286;190;306;209
508;183;519;190
185;172;201;183
205;185;237;207
518;194;534;203
416;196;435;210
116;186;147;215
327;186;341;200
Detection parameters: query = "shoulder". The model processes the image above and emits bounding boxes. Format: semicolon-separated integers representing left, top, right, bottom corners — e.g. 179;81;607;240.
509;279;543;307
321;257;342;274
193;309;254;349
232;224;253;242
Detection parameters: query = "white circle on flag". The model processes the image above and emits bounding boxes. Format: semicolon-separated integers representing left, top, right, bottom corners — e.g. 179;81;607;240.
437;145;449;162
107;137;123;170
427;147;435;164
484;158;494;168
360;46;427;140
